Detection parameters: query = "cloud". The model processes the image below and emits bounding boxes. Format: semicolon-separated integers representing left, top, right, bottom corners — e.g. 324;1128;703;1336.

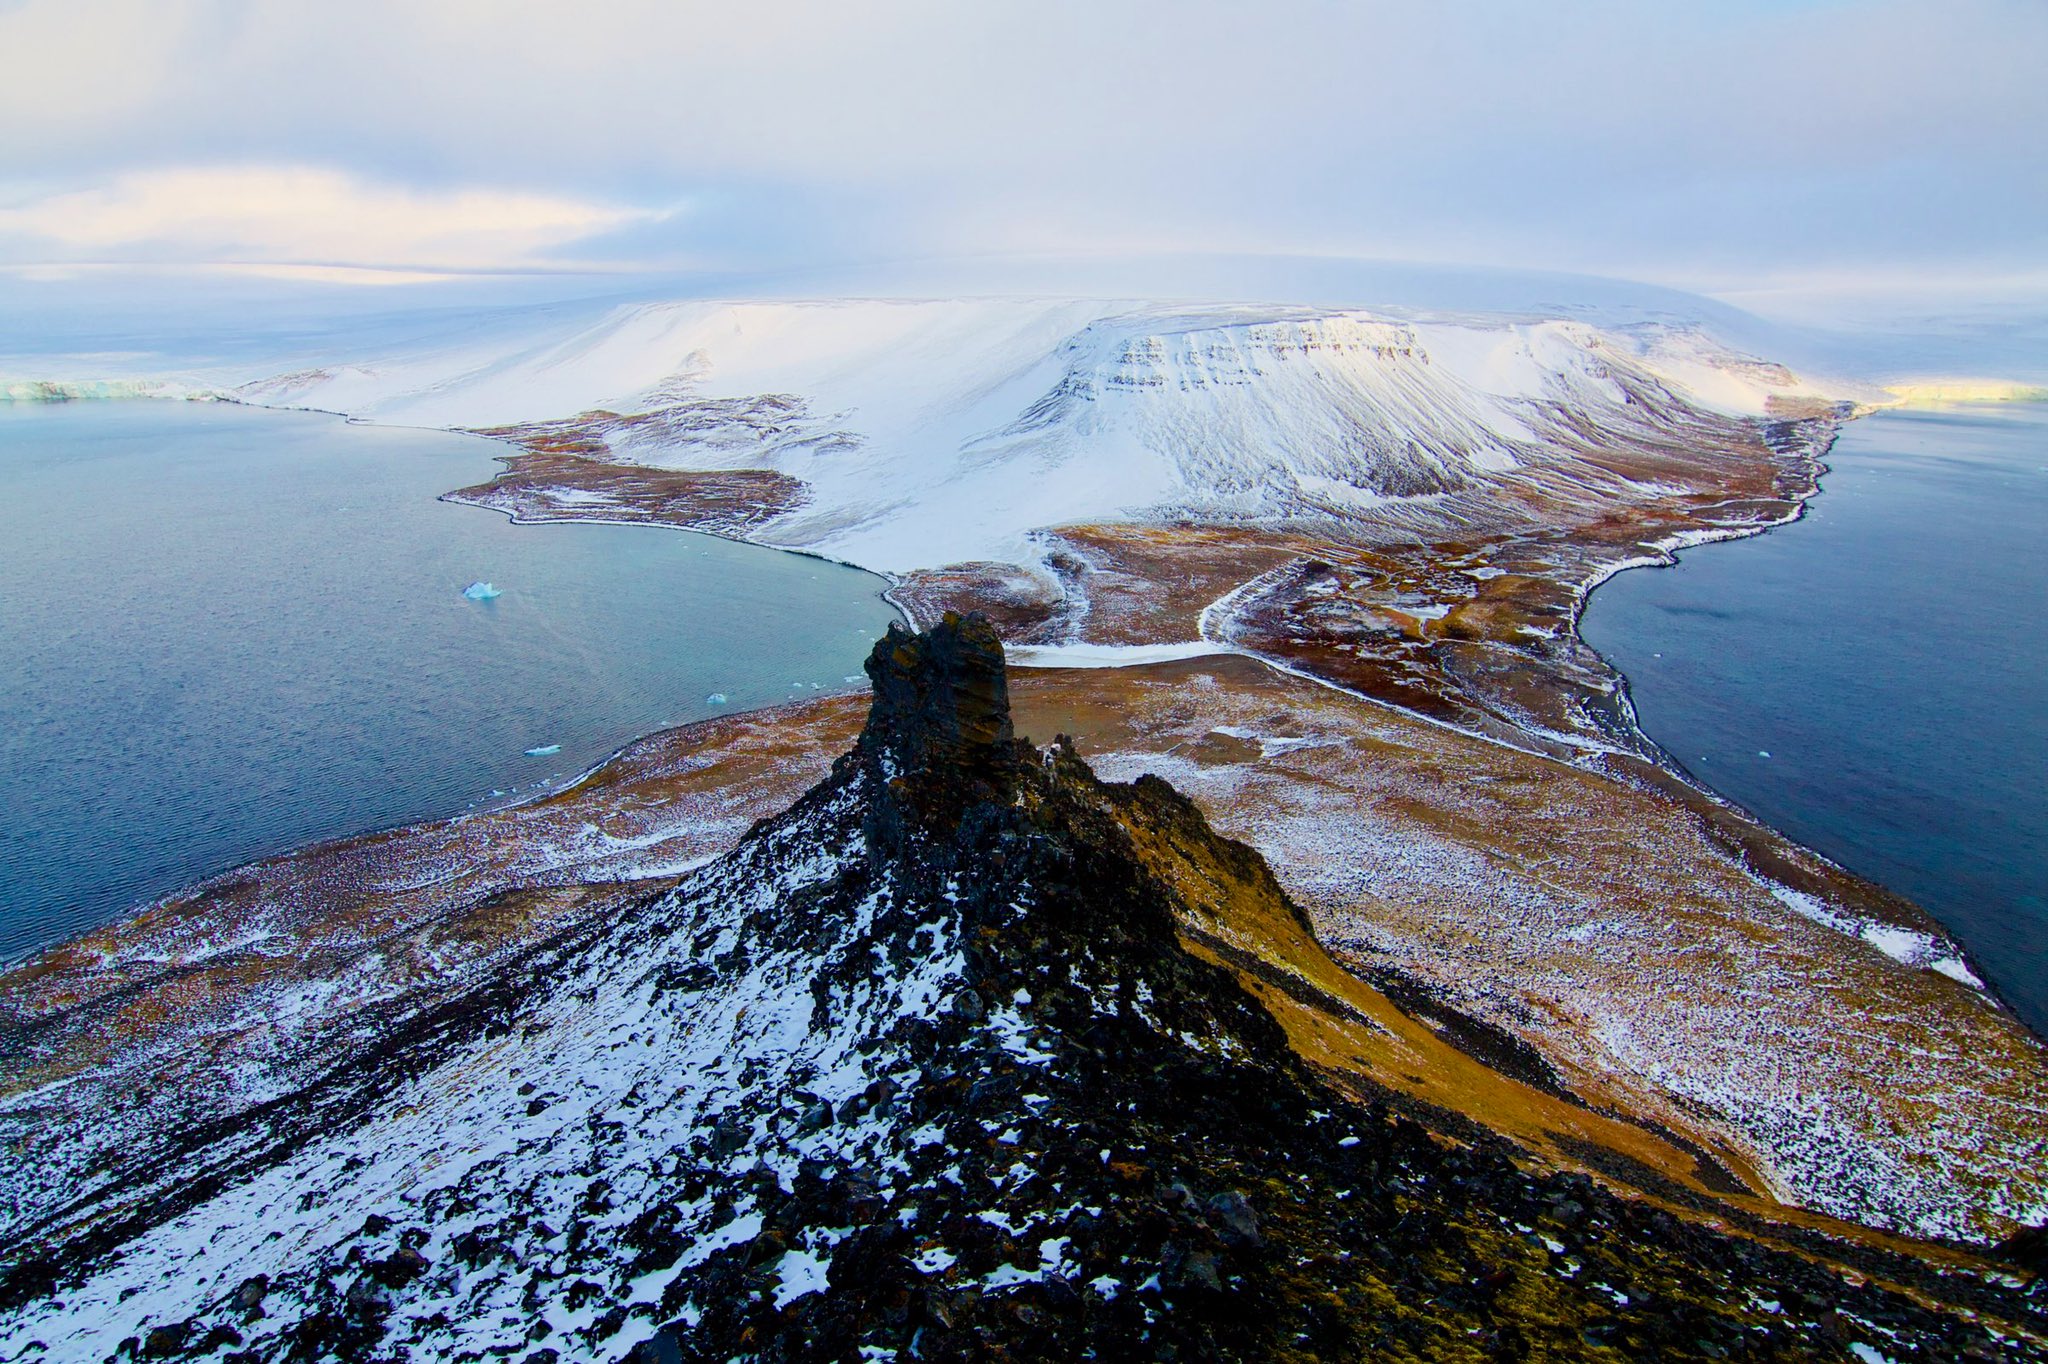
0;0;2042;285
0;166;662;272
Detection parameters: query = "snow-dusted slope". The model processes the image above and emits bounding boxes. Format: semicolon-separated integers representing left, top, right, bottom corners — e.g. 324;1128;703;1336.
5;618;2031;1362
225;299;1852;572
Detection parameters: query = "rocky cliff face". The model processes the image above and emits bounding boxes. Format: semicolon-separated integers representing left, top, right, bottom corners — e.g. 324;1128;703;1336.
3;616;2039;1362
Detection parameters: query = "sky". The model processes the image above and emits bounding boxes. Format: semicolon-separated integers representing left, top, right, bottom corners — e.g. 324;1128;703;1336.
0;0;2044;303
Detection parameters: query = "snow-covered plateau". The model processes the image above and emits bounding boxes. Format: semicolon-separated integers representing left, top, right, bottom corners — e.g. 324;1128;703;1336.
202;297;1862;575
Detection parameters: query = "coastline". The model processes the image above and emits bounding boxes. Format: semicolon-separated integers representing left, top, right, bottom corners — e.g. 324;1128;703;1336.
0;421;1845;981
0;400;903;971
5;384;2045;1257
1576;401;2048;1034
381;397;2048;1238
11;607;2044;1246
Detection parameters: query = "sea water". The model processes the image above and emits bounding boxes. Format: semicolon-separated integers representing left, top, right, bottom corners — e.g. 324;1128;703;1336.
0;400;900;960
1581;402;2048;1034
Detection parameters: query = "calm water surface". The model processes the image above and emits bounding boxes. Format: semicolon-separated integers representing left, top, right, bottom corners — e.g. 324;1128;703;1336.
1581;402;2047;1034
0;401;900;960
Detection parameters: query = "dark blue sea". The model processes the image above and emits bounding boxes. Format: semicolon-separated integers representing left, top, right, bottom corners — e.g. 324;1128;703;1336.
1581;402;2048;1035
0;400;900;961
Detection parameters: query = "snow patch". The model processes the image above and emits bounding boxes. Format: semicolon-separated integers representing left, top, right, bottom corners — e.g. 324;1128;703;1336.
1008;641;1237;669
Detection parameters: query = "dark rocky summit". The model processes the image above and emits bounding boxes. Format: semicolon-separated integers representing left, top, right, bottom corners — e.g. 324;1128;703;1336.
3;614;2042;1361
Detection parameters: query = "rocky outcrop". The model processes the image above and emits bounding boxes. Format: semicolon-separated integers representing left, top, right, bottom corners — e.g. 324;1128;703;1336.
3;617;2040;1362
856;613;1015;818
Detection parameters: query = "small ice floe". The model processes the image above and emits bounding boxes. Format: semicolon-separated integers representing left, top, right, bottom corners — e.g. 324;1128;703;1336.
524;744;561;757
462;581;501;600
1758;750;1771;758
706;693;729;705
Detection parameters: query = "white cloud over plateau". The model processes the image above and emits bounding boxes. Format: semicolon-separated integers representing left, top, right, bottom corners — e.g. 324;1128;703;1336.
0;167;660;273
0;0;2042;288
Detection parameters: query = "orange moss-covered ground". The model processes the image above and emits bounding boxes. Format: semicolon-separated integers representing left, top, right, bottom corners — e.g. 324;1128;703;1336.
7;401;2043;1272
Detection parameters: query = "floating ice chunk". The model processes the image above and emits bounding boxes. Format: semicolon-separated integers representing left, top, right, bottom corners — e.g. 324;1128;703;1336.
462;581;501;600
524;744;561;757
1758;750;1771;758
706;693;728;705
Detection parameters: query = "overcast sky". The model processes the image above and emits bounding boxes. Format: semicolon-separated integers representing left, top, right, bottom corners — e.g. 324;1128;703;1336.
1;0;2043;298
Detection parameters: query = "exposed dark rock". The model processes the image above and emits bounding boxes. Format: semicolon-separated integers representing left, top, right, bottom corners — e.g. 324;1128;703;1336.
140;1322;187;1358
853;611;1017;838
2002;1221;2048;1277
4;614;2040;1362
1204;1190;1261;1249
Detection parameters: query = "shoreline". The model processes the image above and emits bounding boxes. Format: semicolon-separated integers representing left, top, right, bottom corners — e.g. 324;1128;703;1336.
11;626;2042;1247
0;401;901;973
584;396;2031;1045
1563;425;2028;1022
0;396;1999;1016
1573;404;2043;1034
0;394;1985;1007
6;394;2045;1254
441;394;2030;1041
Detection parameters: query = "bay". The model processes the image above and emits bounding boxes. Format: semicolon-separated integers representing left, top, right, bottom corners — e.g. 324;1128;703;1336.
0;400;900;960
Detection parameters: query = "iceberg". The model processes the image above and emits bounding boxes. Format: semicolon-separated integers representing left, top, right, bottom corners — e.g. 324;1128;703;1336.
524;744;561;757
705;693;729;705
463;581;501;600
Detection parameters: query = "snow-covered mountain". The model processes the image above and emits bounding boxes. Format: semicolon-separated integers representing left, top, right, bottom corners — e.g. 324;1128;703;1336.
223;298;1858;572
